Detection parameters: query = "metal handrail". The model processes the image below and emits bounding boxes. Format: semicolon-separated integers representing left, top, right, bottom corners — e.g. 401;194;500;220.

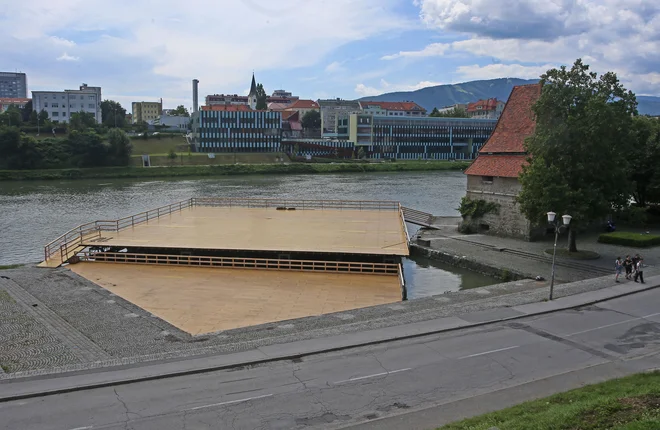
78;251;399;275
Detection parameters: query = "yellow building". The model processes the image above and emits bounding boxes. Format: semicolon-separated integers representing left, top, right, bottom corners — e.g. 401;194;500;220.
132;99;163;124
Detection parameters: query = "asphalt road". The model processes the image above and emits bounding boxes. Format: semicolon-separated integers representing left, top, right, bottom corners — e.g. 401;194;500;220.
2;288;660;430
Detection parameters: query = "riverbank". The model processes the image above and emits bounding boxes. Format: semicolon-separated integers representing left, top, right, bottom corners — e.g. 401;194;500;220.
0;160;470;181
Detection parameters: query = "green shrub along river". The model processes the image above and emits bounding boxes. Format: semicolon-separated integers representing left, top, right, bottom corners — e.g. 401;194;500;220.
0;160;471;181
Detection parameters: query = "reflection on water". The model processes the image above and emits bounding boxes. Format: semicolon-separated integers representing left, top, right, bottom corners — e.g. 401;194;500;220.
403;256;498;299
0;171;499;293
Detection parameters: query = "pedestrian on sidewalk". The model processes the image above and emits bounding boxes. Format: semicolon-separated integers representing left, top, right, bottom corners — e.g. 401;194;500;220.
624;255;633;280
615;256;623;283
634;257;645;284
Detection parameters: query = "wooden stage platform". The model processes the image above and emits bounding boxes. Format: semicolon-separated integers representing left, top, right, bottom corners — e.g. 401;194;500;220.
69;263;401;334
81;206;409;257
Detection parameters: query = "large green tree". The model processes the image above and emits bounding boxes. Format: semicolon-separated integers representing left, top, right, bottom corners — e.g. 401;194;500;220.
107;128;133;165
69;111;99;132
301;110;321;129
171;105;190;117
20;100;33;122
517;59;637;252
255;83;267;110
100;100;127;128
0;105;23;127
629;116;660;206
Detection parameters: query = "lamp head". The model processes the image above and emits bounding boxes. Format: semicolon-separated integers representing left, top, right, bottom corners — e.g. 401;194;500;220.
562;215;572;226
547;212;556;223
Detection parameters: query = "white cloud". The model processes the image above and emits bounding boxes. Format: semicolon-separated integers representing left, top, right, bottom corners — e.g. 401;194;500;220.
381;42;449;60
56;52;80;61
49;36;76;47
1;0;409;107
325;61;346;73
411;0;660;93
354;79;444;96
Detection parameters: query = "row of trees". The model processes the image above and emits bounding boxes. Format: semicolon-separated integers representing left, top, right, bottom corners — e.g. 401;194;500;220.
0;126;132;170
516;59;660;252
429;106;469;118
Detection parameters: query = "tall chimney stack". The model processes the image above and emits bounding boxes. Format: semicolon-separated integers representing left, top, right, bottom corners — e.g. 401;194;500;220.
192;79;199;114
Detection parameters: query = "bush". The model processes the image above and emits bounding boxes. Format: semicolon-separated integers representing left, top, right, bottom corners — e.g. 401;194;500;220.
613;206;648;226
598;231;660;247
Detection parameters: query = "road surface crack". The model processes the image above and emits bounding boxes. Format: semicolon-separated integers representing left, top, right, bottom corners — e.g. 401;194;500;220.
114;387;140;429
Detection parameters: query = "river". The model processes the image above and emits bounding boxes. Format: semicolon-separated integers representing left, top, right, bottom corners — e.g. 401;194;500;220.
0;171;498;298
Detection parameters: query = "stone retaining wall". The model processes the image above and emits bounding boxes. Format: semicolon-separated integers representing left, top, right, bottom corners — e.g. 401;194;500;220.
410;242;527;281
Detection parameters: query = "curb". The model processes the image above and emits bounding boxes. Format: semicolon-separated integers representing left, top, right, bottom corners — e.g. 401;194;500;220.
1;282;659;403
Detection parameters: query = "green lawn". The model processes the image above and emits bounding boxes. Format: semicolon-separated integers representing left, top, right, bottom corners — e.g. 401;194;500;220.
439;371;660;430
130;136;189;154
599;231;660;248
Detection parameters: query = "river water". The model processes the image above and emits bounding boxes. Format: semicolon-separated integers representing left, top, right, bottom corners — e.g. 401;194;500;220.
0;171;498;298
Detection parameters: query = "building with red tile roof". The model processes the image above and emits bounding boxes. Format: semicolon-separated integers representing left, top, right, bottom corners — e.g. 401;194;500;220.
463;83;542;239
358;101;426;117
0;97;30;112
466;98;505;119
283;99;320;120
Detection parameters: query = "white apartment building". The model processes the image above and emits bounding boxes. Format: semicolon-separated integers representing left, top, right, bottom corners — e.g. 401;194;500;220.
31;83;102;124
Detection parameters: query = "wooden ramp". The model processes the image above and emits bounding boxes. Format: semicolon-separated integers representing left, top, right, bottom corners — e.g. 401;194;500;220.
37;245;85;268
401;207;437;228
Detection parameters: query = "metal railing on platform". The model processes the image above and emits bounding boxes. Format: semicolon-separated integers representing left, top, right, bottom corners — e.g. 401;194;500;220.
78;251;399;275
44;197;403;264
192;197;400;211
401;206;435;227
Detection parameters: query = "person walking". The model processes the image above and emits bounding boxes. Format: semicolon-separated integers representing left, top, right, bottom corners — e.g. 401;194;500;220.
634;257;645;284
615;256;623;283
624;255;633;280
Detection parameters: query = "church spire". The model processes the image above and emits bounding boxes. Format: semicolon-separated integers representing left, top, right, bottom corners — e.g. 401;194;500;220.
249;72;257;96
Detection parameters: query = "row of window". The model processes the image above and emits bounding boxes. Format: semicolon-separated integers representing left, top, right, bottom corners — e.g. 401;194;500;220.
40;94;96;100
43;103;96;109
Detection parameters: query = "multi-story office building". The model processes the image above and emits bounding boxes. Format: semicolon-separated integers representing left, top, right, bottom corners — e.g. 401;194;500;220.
31;83;102;123
358;101;426;117
132;100;163;124
348;114;497;160
193;105;281;153
318;98;361;138
0;72;27;98
0;98;30;112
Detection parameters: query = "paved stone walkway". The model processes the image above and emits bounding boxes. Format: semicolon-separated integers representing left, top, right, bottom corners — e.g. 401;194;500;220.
1;262;656;379
418;224;660;282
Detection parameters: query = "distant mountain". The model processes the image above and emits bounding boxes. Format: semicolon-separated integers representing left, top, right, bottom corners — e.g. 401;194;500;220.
358;78;660;116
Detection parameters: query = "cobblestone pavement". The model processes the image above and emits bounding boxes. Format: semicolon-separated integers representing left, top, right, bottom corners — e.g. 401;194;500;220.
1;261;656;379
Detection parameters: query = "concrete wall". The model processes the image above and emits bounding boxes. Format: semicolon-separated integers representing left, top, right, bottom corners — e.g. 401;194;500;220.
465;174;533;240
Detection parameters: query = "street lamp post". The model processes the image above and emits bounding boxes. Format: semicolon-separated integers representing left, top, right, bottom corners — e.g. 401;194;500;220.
547;211;572;301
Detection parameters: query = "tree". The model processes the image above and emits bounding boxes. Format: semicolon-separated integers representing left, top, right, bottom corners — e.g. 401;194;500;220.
167;148;177;165
629;116;660;206
171;105;190;117
517;59;637;252
301;110;321;129
100;100;127;128
107;128;133;166
0;106;23;127
20;100;33;122
255;83;267;110
37;109;49;125
69;111;98;132
67;130;107;167
429;106;469;118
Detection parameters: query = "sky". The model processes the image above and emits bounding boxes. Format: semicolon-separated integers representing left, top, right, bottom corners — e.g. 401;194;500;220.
2;0;659;110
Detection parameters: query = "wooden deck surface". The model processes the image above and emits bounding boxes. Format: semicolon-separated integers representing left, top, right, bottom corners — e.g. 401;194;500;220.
82;206;409;256
69;263;401;334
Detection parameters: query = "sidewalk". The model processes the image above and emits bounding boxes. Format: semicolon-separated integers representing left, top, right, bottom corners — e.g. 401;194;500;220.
2;276;658;402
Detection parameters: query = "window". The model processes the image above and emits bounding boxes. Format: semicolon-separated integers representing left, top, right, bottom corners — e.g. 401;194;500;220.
62;112;66;117
88;104;95;109
70;104;75;108
52;103;59;108
44;102;48;107
52;112;59;117
88;96;95;100
482;176;494;183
